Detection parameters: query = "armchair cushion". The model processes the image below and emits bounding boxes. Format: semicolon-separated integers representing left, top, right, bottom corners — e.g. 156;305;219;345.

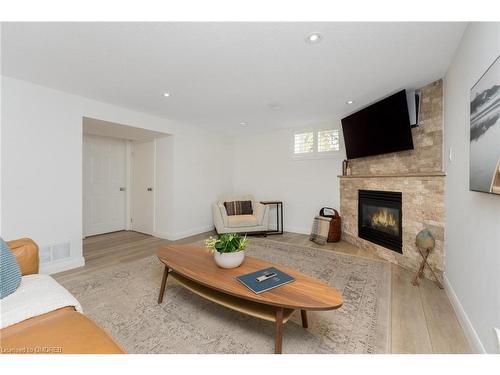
227;215;259;228
0;238;22;299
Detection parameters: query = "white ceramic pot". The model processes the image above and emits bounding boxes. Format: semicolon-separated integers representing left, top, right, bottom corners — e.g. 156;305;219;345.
214;250;245;269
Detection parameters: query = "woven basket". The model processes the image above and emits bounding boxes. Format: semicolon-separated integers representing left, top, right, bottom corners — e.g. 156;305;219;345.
319;207;342;243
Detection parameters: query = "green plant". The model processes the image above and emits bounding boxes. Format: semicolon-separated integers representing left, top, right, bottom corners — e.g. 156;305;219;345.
205;233;249;254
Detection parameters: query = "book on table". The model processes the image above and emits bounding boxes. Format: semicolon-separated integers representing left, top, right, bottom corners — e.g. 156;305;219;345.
236;267;295;294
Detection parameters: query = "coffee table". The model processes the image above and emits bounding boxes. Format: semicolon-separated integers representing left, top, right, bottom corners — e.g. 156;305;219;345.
156;244;343;354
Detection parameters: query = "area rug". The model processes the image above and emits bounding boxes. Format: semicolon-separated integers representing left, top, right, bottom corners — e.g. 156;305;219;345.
56;238;391;354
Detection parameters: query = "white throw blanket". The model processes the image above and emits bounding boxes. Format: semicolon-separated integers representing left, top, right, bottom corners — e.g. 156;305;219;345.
0;274;83;329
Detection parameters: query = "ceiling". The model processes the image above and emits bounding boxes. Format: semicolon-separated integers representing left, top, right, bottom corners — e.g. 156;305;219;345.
1;22;466;135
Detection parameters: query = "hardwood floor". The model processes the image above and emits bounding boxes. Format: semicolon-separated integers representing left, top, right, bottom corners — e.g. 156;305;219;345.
55;230;470;354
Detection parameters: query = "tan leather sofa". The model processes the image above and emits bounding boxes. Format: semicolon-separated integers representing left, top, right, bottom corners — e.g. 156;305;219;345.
0;238;125;354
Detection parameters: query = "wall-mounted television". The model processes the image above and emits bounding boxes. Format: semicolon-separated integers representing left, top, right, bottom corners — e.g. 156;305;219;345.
341;90;414;159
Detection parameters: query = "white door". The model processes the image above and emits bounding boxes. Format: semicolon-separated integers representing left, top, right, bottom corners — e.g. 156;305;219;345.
131;140;155;235
83;135;127;236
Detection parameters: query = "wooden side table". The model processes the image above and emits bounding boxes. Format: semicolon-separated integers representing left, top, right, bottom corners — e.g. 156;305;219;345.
260;201;283;235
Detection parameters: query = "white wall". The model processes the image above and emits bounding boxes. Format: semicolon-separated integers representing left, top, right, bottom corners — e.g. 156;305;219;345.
166;128;234;239
0;76;233;272
233;124;344;234
443;22;500;353
154;136;175;238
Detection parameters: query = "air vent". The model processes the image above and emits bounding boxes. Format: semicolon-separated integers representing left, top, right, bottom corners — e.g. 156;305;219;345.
52;242;71;260
39;242;71;263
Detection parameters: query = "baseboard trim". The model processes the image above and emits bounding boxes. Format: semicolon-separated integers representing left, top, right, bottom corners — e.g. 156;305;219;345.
154;225;214;241
443;274;486;353
284;226;310;235
40;256;85;275
152;231;170;240
157;226;310;240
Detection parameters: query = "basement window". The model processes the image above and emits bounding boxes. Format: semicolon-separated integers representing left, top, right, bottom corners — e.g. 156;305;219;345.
318;129;340;153
294;132;315;154
293;129;341;159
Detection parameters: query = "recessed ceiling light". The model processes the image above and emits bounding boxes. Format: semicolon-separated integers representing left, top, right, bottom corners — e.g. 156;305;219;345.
306;32;322;44
240;122;247;126
163;92;170;97
346;100;355;105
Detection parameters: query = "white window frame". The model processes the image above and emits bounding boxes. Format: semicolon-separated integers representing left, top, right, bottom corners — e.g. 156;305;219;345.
291;127;342;160
293;130;316;155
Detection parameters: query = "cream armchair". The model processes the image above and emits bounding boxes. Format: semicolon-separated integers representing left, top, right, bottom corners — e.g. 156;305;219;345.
212;195;270;234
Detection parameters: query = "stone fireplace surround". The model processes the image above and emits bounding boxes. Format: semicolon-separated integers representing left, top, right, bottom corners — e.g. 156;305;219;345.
339;80;445;279
340;173;445;277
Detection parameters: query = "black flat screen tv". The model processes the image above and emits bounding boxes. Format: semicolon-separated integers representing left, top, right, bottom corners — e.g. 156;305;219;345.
341;90;414;159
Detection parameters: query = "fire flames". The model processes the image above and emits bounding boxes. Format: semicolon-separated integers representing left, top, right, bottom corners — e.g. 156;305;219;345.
371;208;397;229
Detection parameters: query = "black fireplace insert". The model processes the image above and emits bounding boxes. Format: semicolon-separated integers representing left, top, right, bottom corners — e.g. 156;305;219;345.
358;190;402;253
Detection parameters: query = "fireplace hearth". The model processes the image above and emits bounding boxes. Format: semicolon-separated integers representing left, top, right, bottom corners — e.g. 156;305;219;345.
358;190;402;253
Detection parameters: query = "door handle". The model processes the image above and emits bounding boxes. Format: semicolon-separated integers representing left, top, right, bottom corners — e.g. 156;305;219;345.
119;187;126;191
147;187;153;192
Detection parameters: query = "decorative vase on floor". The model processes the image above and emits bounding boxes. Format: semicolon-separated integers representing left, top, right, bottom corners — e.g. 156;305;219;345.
213;250;245;269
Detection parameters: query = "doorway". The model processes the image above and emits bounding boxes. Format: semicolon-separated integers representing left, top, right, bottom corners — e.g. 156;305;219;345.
82;117;168;238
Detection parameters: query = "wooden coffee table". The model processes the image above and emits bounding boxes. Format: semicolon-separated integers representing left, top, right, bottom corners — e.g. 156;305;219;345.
156;244;343;354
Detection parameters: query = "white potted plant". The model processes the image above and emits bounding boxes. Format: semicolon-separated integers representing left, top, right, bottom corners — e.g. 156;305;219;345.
205;233;249;269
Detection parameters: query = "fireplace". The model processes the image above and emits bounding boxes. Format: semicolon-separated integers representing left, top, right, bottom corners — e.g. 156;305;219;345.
358;190;402;253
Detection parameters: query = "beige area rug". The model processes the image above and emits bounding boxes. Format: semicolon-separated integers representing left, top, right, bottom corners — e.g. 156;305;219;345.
57;238;391;354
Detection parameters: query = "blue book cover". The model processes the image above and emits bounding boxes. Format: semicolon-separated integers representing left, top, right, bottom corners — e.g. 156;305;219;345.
236;267;295;294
